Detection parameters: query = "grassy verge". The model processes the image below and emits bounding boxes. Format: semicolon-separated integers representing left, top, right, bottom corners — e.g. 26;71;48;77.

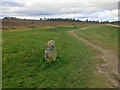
75;24;118;55
2;25;112;88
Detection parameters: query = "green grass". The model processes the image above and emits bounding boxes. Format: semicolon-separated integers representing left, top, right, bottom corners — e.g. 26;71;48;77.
2;25;113;88
75;24;118;54
111;73;120;83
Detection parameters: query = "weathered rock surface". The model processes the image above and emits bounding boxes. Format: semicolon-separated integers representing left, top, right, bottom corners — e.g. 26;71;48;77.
45;40;57;62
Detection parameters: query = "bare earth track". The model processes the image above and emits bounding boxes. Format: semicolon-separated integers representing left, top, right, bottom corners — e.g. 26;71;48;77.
68;25;119;87
107;24;120;27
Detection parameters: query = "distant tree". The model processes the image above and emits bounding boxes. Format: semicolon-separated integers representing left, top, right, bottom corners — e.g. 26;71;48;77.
40;18;42;20
3;17;18;20
44;17;46;20
44;18;84;22
3;17;9;19
72;18;75;22
85;19;88;22
96;20;99;23
76;19;79;22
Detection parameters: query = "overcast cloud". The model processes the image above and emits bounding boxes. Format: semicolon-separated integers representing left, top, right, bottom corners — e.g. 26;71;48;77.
1;0;119;21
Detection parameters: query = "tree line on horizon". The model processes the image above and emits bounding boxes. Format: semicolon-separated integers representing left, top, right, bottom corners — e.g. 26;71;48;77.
3;16;119;24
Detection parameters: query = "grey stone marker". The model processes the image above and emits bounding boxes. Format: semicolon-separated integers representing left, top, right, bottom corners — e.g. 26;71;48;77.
74;25;76;29
45;40;57;62
53;27;56;31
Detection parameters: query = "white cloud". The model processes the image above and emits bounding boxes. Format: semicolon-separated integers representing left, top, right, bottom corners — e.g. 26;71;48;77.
1;0;119;21
97;9;118;21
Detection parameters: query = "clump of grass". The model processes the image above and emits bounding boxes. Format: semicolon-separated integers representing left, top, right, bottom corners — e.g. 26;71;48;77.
42;56;62;70
2;21;9;23
11;27;16;29
2;28;8;30
28;26;36;28
111;73;120;82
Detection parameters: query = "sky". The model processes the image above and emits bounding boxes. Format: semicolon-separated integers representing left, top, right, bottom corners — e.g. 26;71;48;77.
1;0;119;21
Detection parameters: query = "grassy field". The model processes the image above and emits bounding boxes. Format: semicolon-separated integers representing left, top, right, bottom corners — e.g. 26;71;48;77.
2;24;116;88
2;19;84;30
75;24;118;54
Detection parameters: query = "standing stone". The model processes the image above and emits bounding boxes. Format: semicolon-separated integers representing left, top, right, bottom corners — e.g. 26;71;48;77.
74;25;76;29
53;27;56;31
45;40;57;62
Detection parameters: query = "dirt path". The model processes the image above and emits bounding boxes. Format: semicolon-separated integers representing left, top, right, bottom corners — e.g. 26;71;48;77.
68;27;119;87
107;24;120;27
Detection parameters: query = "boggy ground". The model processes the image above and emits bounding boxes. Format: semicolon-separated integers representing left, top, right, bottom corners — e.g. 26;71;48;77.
2;24;118;88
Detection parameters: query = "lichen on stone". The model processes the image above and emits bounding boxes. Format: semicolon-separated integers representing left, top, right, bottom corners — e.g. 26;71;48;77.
45;40;57;62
